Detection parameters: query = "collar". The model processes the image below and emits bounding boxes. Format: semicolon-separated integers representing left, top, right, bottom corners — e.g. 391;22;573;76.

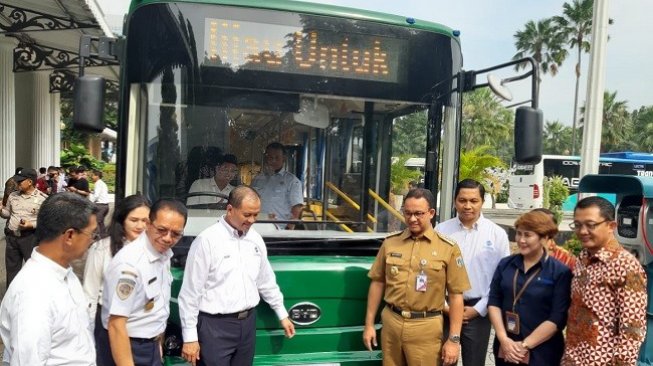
456;213;484;230
143;233;172;263
31;248;73;282
399;227;437;243
265;168;286;177
580;237;621;264
219;215;249;238
19;188;38;198
512;250;548;272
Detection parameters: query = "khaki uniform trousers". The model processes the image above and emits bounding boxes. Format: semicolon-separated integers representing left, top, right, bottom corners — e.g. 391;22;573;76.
381;307;443;366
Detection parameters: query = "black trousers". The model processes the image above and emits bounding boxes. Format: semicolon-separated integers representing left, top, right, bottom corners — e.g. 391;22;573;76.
96;325;162;366
5;231;38;287
197;311;257;366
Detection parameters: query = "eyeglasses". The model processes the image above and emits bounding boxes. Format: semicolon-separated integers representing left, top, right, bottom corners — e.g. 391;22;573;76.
151;224;183;240
76;228;101;242
569;220;609;231
403;211;428;219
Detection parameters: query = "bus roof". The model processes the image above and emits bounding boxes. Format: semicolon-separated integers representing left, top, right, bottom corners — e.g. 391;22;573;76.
542;154;653;164
128;0;458;40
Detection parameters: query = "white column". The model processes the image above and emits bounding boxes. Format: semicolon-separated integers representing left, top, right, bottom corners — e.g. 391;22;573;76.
51;92;61;167
29;71;57;169
0;37;16;194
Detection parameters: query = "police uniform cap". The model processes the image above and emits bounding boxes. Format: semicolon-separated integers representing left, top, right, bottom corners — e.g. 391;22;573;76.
13;168;37;183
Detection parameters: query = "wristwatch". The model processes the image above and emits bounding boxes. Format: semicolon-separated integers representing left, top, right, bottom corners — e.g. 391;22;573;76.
449;335;461;344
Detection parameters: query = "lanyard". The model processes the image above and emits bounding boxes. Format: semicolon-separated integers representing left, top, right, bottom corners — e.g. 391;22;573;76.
512;266;542;312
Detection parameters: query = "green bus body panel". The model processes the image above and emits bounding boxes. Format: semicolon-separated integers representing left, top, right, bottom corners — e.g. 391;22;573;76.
128;0;458;42
168;256;381;364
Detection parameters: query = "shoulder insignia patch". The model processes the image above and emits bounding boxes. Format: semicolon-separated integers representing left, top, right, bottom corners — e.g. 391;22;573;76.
456;256;465;268
436;232;457;246
385;231;403;239
116;278;136;300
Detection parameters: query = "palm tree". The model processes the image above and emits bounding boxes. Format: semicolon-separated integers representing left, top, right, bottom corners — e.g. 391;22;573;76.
543;120;573;154
513;18;568;98
632;106;653;151
553;0;594;155
461;88;513;161
459;146;507;208
579;91;632;152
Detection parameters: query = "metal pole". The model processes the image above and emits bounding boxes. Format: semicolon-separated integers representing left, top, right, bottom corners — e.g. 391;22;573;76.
579;0;609;179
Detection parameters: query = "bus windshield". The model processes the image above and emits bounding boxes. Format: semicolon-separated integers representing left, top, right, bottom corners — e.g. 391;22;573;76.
122;2;461;236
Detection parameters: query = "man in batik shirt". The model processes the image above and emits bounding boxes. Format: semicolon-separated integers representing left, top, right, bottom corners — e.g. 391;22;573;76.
562;196;647;366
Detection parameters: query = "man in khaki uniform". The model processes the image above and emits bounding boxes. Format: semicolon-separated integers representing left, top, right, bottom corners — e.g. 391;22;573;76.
363;188;470;366
0;168;48;286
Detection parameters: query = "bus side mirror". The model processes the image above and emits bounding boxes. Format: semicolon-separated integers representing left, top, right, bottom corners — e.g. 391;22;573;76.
73;75;106;133
514;106;542;164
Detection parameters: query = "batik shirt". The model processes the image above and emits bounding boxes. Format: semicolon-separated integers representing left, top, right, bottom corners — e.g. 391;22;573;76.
562;239;647;366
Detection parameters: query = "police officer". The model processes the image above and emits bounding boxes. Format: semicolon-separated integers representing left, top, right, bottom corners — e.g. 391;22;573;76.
98;199;187;366
363;188;470;366
0;168;47;286
178;186;295;366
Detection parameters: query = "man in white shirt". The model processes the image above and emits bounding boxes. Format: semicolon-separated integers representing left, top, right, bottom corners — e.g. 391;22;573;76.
187;154;238;206
251;143;303;229
179;186;295;366
436;179;510;366
98;199;187;366
89;169;110;236
0;192;100;365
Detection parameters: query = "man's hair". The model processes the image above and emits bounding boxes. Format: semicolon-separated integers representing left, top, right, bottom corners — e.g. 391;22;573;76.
228;185;260;208
149;199;188;225
92;169;103;179
515;210;559;239
36;192;99;242
575;196;615;221
531;207;558;225
47;166;57;172
220;154;238;166
455;179;486;202
404;188;436;209
39;167;46;174
109;194;151;256
75;165;87;173
265;142;286;155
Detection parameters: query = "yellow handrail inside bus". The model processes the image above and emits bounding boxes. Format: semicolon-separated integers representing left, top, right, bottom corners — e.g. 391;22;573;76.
325;182;377;224
324;211;354;233
368;189;406;225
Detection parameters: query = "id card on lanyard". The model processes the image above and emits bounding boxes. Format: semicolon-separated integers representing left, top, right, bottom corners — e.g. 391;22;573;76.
506;267;542;335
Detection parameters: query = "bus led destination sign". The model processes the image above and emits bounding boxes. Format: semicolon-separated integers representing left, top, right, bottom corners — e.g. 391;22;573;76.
204;18;403;82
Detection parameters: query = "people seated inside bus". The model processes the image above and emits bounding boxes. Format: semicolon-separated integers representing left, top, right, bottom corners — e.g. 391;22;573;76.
176;146;223;197
251;142;303;229
187;154;239;205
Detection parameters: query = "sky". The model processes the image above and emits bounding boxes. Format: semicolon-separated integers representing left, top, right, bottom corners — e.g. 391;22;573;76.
96;0;652;125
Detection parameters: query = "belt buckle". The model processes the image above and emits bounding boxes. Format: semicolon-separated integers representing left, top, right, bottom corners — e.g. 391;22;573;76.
401;310;411;319
237;310;248;320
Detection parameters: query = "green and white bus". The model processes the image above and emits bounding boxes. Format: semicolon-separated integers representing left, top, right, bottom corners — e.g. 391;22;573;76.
74;0;542;364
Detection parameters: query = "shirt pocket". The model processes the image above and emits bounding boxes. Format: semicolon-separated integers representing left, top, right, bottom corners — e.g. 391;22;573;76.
246;251;262;281
425;260;446;285
385;256;409;286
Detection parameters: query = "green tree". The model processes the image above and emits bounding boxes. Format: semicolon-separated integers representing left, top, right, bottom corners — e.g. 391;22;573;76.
461;89;513;162
553;0;594;155
580;91;632;152
543;120;574;154
513;18;568;97
390;155;421;195
543;176;569;224
392;111;427;156
459;146;507;207
632;106;653;151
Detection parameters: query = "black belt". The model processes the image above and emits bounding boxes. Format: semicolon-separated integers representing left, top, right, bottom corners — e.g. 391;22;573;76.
4;227;36;237
200;308;254;320
464;297;481;306
388;305;442;319
96;203;109;206
130;336;158;344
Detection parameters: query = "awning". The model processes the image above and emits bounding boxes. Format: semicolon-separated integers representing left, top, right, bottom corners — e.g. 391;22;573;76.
0;0;119;92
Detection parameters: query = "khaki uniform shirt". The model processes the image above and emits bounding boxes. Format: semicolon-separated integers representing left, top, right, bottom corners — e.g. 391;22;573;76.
0;189;47;232
368;227;471;312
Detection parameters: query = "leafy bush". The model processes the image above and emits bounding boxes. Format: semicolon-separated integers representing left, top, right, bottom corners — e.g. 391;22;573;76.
562;235;583;256
544;176;569;224
390;155;421;195
103;163;116;193
60;143;105;171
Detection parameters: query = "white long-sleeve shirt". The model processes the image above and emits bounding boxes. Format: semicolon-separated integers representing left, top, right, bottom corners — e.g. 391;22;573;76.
89;179;109;204
436;214;510;317
0;249;95;365
83;237;112;324
178;216;289;342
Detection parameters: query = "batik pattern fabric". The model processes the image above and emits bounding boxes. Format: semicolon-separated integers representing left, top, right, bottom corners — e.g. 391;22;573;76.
562;239;647;366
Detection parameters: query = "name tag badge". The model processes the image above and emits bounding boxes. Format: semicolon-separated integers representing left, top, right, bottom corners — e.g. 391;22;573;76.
505;311;520;334
415;272;427;292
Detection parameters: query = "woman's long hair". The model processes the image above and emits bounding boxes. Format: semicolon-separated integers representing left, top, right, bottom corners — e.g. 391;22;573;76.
109;194;151;256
